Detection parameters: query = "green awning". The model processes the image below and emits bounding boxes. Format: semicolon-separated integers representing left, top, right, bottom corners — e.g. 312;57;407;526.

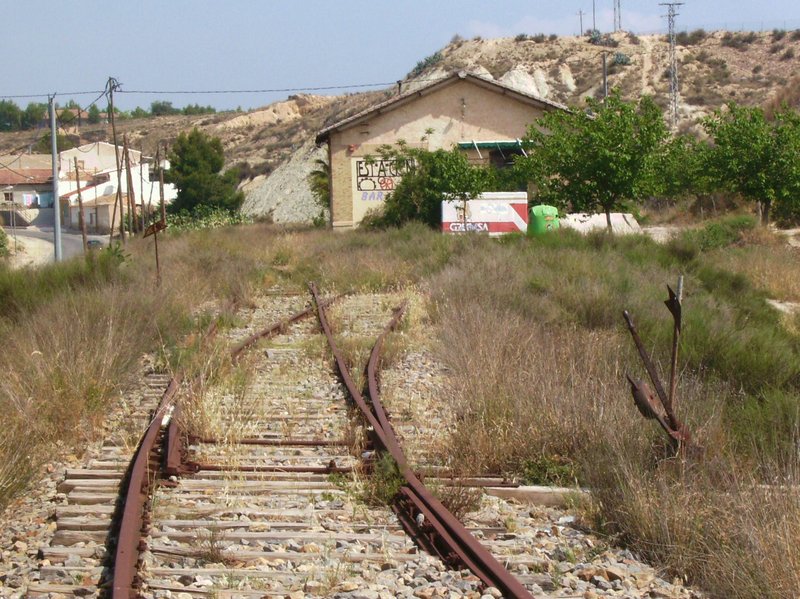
457;140;525;150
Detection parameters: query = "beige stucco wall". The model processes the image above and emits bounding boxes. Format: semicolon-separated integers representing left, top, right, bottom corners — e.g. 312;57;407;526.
327;79;550;228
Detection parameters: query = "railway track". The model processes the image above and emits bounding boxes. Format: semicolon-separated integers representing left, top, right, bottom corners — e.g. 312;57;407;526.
20;285;700;599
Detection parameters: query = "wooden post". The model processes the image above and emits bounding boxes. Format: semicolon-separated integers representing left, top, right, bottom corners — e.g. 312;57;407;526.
159;144;167;224
73;157;88;253
140;145;145;232
107;79;125;244
94;185;99;234
123;135;137;233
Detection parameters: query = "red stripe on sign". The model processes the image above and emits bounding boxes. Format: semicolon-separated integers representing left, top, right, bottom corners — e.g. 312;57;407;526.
442;221;524;233
486;222;524;233
512;203;529;223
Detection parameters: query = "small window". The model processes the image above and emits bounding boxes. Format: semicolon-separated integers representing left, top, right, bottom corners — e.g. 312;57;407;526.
3;192;12;203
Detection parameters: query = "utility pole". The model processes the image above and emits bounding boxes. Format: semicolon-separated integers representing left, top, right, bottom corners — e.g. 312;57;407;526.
578;10;586;35
48;95;62;262
660;2;684;128
614;0;622;32
73;157;87;253
106;76;125;244
592;0;596;31
602;52;609;99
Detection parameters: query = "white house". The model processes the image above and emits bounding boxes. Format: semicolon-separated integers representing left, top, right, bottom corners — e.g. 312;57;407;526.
58;142;177;233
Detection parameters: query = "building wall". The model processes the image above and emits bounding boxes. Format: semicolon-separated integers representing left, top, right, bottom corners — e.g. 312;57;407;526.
327;79;550;228
68;203;124;234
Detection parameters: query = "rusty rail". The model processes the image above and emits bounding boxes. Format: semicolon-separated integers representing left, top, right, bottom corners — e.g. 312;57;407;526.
310;282;533;598
112;375;181;599
112;297;332;598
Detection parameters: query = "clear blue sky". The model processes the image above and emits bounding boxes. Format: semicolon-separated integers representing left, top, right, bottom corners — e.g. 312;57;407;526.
2;0;798;112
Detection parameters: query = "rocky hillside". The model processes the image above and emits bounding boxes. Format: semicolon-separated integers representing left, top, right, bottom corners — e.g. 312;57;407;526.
2;30;799;223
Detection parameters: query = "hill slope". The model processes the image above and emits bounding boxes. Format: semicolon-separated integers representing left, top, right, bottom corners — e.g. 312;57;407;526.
2;30;799;223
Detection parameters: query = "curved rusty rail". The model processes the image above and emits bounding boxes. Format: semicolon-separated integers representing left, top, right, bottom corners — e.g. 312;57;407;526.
310;283;533;598
112;297;334;598
112;375;182;599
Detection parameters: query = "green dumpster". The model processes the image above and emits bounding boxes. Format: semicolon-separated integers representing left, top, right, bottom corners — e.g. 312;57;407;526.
528;204;559;235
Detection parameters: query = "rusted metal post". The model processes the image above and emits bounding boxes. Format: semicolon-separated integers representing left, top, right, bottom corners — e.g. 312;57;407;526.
622;310;669;408
665;276;684;414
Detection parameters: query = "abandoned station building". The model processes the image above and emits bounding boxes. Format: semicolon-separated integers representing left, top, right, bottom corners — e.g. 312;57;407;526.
315;71;568;229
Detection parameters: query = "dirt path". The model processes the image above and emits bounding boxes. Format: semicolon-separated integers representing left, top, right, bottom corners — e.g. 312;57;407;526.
640;36;655;95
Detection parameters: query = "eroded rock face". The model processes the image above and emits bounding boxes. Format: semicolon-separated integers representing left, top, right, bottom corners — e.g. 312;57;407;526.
241;137;328;224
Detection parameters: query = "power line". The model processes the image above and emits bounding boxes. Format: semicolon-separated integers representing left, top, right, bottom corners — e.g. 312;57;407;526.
1;91;105;100
2;77;450;103
117;82;402;95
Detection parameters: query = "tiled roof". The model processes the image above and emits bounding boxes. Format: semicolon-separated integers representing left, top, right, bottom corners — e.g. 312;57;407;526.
315;71;568;143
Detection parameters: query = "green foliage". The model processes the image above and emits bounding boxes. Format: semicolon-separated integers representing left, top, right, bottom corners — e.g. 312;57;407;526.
728;389;800;459
151;100;180;116
130;106;150;119
0;100;48;131
59;109;75;126
520;455;577;486
0;100;22;131
588;29;618;47
651;134;713;199
23;102;47;129
703;103;800;225
0;250;124;322
0;229;8;258
182;103;216;116
166;128;244;214
307;158;330;224
721;31;758;50
673;215;756;255
87;104;101;124
408;51;443;78
517;90;668;227
368;144;491;228
675;29;708;46
166;204;252;231
613;52;631;66
360;453;404;506
34;132;77;153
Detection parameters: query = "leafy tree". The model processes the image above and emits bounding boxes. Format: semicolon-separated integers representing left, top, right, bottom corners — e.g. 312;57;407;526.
651;134;709;199
151;100;179;116
703;103;800;225
516;90;668;228
22;102;47;129
130;106;150;119
34;132;76;153
307;158;330;225
182;103;216;116
166;128;243;214
370;143;490;228
0;100;22;131
87;104;101;124
60;109;76;126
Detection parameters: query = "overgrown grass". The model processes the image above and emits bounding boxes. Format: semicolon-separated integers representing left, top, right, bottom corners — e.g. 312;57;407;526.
425;223;800;598
3;219;800;598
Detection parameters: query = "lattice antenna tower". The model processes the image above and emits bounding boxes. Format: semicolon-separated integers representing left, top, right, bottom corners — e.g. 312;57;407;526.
660;2;683;128
614;0;622;32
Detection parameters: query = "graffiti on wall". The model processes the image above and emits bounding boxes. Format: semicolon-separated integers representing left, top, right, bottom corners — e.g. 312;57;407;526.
353;158;408;202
